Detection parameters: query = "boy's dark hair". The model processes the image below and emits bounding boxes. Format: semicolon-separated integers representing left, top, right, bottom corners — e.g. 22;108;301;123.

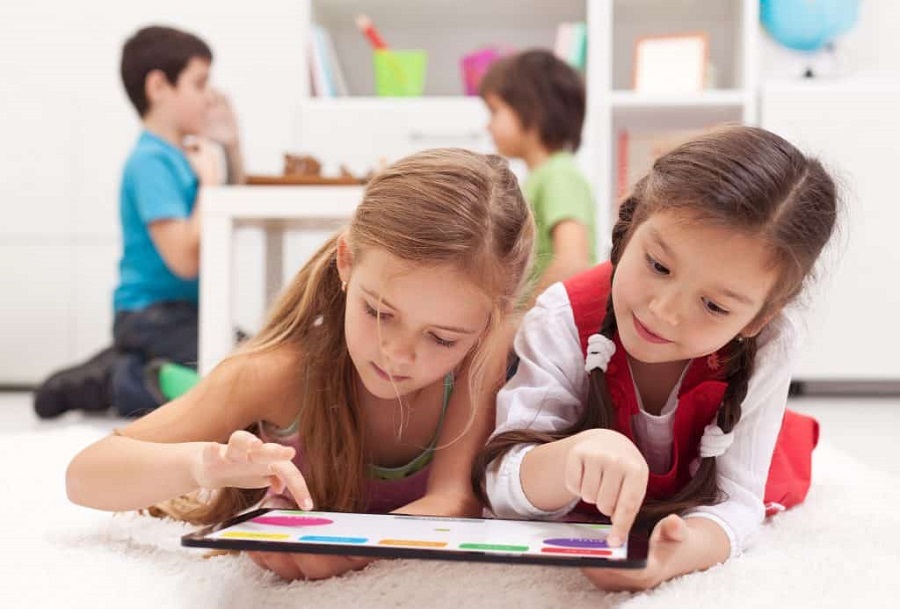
480;49;586;152
120;26;213;117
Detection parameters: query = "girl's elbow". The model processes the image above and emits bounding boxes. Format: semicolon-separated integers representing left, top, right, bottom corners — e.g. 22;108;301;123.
64;458;89;506
65;449;108;509
431;491;483;517
454;496;483;517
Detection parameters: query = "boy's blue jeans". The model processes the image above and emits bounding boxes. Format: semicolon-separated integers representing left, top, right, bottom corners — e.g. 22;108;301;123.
111;301;198;417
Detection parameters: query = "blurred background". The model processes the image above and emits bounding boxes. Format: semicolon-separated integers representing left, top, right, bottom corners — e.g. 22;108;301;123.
1;1;898;424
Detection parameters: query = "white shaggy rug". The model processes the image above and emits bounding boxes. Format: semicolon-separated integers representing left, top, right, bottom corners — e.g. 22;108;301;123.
2;424;896;609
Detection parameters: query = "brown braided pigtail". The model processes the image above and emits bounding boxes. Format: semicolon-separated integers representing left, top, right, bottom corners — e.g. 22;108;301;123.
472;195;641;509
639;335;758;523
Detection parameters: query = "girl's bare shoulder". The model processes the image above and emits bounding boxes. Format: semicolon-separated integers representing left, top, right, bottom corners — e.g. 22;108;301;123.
117;344;306;443
227;343;307;427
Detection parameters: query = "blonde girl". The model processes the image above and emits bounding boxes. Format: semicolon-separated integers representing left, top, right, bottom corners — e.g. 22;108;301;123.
67;148;534;581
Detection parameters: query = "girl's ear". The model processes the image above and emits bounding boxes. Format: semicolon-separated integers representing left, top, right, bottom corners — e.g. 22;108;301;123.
740;310;777;338
335;233;353;284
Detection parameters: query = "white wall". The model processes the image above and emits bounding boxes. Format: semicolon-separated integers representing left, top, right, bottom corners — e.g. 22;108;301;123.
841;0;900;74
0;0;305;383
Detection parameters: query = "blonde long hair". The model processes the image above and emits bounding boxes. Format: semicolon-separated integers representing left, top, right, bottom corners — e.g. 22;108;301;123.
162;148;534;524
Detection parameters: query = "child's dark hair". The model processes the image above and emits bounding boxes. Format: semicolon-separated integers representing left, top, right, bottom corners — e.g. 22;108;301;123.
473;125;838;524
480;49;586;152
120;25;212;117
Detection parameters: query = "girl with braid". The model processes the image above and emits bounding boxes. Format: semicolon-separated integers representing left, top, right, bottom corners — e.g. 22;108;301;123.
473;126;838;591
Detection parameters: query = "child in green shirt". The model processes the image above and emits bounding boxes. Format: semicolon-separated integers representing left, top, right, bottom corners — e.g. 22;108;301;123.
480;49;596;304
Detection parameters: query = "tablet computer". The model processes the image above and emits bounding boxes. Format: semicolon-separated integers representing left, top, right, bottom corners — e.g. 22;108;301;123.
182;508;648;568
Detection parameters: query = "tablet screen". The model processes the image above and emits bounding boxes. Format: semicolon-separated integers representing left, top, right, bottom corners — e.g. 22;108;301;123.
182;509;648;568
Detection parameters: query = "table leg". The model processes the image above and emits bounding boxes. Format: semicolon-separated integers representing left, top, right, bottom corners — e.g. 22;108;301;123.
199;214;234;376
264;222;284;308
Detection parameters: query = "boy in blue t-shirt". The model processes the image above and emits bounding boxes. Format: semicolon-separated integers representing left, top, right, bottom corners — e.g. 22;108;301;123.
34;25;244;418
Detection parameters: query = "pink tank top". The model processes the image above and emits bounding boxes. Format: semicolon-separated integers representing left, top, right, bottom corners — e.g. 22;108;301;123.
258;374;453;513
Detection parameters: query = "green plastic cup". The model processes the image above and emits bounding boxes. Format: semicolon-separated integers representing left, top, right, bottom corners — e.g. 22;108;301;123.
374;50;428;96
157;361;200;400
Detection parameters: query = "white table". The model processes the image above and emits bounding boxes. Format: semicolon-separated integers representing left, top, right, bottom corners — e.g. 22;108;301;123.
199;185;364;374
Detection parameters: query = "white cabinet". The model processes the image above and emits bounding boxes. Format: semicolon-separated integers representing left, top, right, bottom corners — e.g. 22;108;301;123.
295;1;590;200
295;97;492;176
762;79;900;382
296;0;588;184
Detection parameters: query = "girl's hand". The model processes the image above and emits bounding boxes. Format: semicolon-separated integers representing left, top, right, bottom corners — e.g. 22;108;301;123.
192;430;313;510
248;551;372;581
581;514;688;592
565;429;649;546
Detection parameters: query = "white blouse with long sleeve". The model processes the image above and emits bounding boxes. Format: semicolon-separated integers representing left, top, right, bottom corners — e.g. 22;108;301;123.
485;282;800;559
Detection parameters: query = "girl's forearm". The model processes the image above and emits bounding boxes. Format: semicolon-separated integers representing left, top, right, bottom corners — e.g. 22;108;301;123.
519;436;579;511
662;517;731;581
394;491;481;518
66;435;207;512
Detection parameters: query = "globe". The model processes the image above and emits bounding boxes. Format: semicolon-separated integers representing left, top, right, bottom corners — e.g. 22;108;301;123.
760;0;860;52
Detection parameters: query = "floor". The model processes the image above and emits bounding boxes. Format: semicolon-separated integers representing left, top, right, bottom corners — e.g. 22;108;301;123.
1;390;898;477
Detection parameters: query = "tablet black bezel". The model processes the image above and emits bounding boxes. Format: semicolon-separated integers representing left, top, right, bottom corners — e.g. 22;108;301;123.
181;508;649;569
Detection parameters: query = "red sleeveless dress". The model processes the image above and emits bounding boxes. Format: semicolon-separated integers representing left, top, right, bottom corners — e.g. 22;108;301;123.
563;262;818;516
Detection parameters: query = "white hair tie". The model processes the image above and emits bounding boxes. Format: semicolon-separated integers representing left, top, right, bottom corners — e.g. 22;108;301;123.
699;423;735;458
584;333;616;373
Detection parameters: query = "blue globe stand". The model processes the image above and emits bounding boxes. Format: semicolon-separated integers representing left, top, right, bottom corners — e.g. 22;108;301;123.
760;0;860;78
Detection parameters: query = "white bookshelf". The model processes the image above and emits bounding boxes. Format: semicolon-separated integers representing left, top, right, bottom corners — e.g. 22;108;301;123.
610;90;748;108
295;0;588;180
307;0;586;96
292;0;760;257
593;0;759;248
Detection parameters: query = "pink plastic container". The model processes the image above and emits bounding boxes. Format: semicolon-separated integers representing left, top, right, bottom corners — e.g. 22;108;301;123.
460;46;510;96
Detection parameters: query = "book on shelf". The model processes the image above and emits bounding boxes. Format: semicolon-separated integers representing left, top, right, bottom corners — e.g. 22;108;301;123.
308;24;348;97
554;22;587;71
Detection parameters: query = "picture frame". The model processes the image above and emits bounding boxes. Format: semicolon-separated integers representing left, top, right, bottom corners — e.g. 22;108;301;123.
633;33;709;93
